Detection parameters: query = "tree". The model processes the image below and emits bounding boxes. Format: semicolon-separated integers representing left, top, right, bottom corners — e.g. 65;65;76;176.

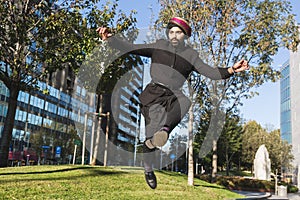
241;120;267;172
168;133;188;172
241;121;294;174
264;129;293;173
0;0;137;167
30;129;52;164
155;0;299;184
217;113;243;175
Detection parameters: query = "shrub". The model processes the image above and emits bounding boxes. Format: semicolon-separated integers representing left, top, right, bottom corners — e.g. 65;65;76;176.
224;176;274;192
196;175;297;193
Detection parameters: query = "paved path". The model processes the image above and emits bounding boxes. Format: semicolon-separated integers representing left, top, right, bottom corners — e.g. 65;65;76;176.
233;190;271;199
233;191;300;200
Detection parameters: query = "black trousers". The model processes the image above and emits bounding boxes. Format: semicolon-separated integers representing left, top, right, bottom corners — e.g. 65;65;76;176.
139;83;191;140
139;83;191;172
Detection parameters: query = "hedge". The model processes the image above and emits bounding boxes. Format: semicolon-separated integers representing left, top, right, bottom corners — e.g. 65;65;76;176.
196;174;298;193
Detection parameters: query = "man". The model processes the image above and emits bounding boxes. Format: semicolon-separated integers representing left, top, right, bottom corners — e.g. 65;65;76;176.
97;17;249;189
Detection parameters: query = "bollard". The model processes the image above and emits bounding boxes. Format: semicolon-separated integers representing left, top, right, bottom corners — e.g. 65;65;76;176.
277;185;287;197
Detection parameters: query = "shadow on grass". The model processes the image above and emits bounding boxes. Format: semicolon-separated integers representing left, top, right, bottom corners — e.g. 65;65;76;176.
194;183;225;190
157;170;186;177
158;170;230;191
0;166;89;176
0;166;128;184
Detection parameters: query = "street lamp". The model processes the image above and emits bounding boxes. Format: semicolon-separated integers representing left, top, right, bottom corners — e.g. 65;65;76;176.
133;103;141;167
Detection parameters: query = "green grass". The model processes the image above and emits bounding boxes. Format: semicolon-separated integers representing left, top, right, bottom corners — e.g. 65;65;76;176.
0;165;243;200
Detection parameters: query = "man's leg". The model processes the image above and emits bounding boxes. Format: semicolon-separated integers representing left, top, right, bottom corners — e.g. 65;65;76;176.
141;103;167;189
164;92;191;131
146;93;191;149
143;144;157;189
144;103;168;149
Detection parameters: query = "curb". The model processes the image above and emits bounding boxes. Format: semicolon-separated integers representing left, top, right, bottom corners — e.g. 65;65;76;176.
234;191;272;200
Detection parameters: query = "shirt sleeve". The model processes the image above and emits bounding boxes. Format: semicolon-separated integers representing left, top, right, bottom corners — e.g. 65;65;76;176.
191;51;232;80
107;36;156;57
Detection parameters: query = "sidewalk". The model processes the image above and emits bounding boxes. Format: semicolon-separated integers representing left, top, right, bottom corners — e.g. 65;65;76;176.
233;190;271;199
233;190;300;200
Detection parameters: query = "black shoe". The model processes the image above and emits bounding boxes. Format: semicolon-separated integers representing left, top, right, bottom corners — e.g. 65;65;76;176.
145;171;157;189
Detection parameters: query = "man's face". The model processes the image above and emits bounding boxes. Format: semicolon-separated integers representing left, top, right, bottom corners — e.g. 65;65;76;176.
168;26;186;47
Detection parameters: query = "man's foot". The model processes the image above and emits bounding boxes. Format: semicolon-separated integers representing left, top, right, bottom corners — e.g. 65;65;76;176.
145;128;169;149
145;171;157;189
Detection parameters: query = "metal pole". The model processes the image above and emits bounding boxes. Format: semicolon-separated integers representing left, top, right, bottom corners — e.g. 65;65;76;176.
72;144;77;165
89;117;95;165
82;112;88;165
298;165;300;190
103;112;110;167
175;137;178;172
25;120;29;148
275;169;278;195
160;149;163;169
133;137;137;166
25;94;31;149
133;104;140;166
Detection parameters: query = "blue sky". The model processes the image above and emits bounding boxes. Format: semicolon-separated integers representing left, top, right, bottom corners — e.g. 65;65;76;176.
117;0;300;130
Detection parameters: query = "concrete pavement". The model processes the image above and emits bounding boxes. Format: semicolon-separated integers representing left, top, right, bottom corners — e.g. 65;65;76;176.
233;190;271;199
233;190;300;200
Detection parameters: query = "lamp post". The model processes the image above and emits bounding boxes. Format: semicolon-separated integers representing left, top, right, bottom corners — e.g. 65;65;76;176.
25;120;29;148
81;112;88;165
133;103;141;167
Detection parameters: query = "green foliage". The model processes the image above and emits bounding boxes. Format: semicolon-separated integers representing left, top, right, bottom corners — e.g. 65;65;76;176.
75;1;140;94
199;174;273;192
156;0;299;111
241;121;294;172
217;113;244;174
198;174;299;193
0;0;138;167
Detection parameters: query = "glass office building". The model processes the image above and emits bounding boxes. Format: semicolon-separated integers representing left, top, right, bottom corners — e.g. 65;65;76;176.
280;29;300;186
0;66;97;165
280;61;291;144
289;44;300;168
0;60;144;166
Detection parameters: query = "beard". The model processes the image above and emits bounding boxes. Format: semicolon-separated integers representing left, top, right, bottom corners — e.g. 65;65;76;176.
170;39;179;47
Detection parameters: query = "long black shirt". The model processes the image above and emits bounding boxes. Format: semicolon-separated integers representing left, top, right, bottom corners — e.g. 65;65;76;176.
108;37;232;90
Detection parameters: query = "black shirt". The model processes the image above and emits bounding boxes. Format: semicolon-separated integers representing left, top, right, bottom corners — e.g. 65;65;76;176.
108;37;232;90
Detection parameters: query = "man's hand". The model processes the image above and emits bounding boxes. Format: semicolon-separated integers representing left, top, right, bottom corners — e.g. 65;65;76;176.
231;59;249;74
96;27;112;41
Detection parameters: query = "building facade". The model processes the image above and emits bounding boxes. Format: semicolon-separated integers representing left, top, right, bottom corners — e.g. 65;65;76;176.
280;31;300;186
280;61;292;144
0;60;144;166
0;64;98;165
103;63;144;166
289;45;300;168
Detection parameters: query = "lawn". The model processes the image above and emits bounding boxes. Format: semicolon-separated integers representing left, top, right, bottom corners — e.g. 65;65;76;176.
0;165;243;200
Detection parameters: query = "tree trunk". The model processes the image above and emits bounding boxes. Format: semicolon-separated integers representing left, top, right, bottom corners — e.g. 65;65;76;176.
211;140;217;183
226;148;229;176
91;94;103;165
187;103;194;186
0;85;20;167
